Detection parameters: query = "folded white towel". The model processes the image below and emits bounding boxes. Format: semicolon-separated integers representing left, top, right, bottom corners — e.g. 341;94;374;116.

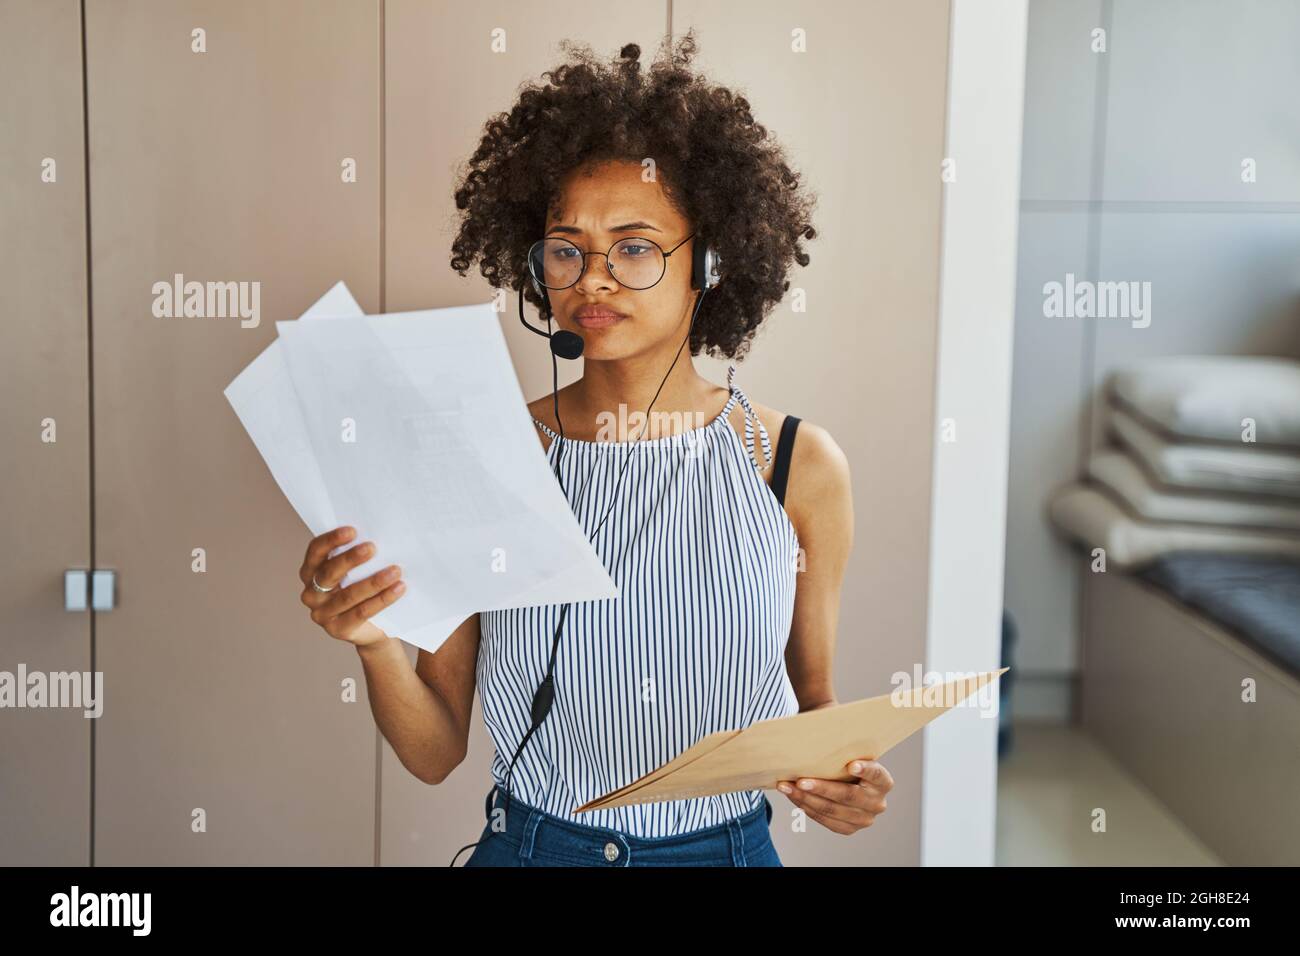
1047;482;1300;570
1108;354;1300;447
1109;404;1300;499
1088;450;1300;531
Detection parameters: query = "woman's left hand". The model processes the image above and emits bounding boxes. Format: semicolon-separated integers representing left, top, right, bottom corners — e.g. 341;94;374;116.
776;758;893;834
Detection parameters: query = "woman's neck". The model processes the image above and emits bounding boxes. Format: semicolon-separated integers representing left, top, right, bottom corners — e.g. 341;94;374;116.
559;353;725;441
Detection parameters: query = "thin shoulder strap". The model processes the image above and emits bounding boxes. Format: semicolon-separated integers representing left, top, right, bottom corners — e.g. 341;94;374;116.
771;415;801;507
726;364;772;470
532;416;558;440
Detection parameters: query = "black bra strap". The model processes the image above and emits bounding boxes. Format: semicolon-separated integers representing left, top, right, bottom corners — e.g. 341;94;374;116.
771;415;801;507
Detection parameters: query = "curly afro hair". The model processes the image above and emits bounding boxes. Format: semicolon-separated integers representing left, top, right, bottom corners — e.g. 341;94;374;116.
449;29;817;361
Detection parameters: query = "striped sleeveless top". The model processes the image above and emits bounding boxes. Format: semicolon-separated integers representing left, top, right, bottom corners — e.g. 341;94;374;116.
477;365;802;838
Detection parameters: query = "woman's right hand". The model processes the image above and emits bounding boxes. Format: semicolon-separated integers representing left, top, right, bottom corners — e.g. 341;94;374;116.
299;526;406;648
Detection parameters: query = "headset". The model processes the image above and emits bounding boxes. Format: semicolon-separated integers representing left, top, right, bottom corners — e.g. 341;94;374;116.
448;236;721;866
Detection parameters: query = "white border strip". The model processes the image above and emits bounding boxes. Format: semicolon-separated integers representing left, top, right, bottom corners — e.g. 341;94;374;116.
921;0;1029;867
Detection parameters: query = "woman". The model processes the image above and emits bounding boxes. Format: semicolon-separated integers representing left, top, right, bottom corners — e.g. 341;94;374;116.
296;31;893;867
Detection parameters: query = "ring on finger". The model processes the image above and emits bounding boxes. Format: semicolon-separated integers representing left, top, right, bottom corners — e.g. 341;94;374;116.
311;572;335;593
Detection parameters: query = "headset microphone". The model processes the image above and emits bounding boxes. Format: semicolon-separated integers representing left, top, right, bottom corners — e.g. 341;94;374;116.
519;276;586;360
549;329;584;360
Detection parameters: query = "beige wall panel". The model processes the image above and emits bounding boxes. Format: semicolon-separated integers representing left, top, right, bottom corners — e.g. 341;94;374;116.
0;0;93;866
673;0;951;866
84;0;382;864
381;0;670;865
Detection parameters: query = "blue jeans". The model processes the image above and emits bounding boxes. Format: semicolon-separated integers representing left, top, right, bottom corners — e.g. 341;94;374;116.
462;784;784;867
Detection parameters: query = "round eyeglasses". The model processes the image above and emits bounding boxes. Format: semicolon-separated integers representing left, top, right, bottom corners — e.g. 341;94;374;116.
527;233;694;292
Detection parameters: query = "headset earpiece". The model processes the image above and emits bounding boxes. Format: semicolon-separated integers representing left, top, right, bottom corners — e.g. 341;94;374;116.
691;240;723;292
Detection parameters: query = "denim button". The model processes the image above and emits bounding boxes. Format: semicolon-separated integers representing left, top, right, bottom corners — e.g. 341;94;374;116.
603;841;620;862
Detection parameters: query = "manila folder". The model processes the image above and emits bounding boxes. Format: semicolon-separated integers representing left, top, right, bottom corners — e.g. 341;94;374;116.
574;668;1008;813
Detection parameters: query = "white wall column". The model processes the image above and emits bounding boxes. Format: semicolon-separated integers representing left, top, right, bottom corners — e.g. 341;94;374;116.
921;0;1029;866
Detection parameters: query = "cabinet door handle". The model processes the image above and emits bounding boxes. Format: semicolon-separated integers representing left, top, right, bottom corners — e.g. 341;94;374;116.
91;570;116;612
64;569;88;612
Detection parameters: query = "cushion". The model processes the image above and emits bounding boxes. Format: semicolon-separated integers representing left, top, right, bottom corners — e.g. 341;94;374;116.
1139;553;1300;678
1088;450;1300;532
1109;404;1300;499
1108;355;1300;447
1046;482;1300;570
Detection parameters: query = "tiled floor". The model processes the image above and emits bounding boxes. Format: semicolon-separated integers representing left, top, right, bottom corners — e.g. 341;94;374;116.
996;722;1222;866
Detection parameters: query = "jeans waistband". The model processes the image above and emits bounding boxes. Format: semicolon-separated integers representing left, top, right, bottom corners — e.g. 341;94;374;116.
481;784;775;867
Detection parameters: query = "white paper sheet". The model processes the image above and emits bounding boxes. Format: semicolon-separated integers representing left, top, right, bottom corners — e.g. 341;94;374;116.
225;284;482;650
223;281;361;531
274;306;618;653
225;282;617;655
